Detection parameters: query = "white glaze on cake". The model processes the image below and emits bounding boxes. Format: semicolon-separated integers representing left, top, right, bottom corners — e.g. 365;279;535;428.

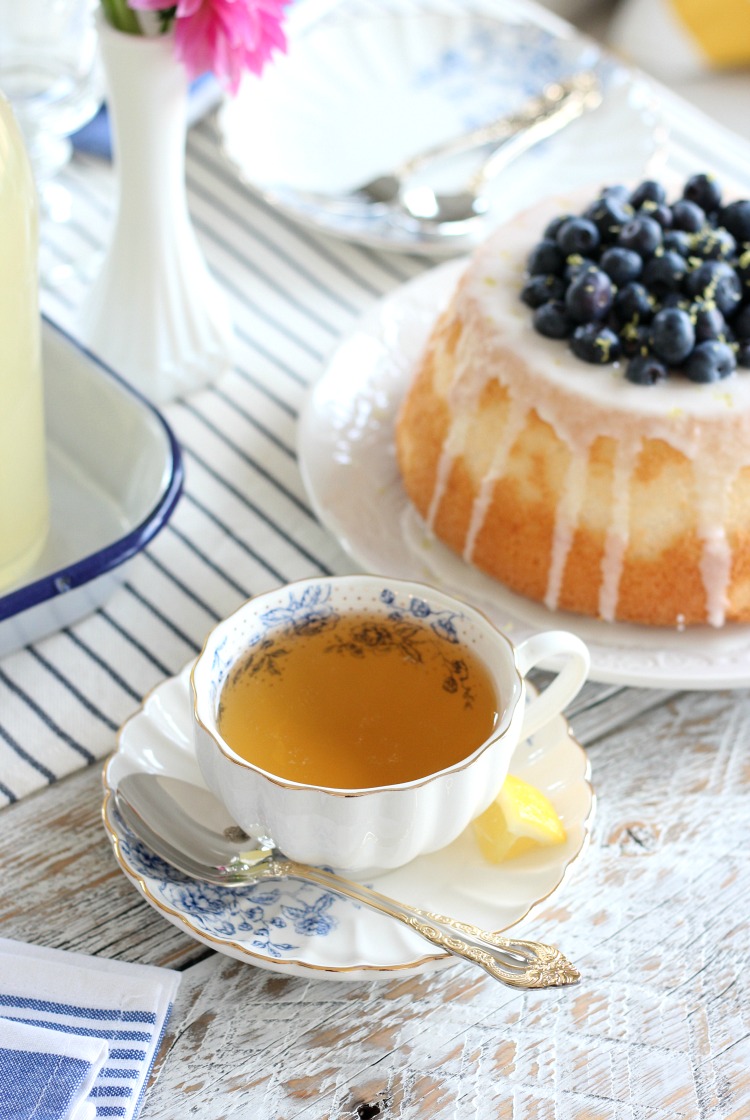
422;190;750;626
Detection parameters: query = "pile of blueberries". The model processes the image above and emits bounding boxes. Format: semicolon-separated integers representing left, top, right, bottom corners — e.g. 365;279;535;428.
521;172;750;384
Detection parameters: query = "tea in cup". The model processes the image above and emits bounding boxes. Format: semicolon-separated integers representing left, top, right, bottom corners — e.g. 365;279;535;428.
192;575;589;873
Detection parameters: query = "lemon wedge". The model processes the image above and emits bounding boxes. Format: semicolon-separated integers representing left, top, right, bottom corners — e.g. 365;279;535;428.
472;774;566;863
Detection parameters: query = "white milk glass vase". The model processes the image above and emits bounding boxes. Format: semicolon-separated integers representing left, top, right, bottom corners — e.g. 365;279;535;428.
78;14;233;405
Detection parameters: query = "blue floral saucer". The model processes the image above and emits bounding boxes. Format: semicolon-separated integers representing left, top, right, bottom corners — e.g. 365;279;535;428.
103;662;593;981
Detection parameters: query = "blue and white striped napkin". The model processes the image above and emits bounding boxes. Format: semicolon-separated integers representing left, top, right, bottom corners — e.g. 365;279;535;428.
0;939;180;1120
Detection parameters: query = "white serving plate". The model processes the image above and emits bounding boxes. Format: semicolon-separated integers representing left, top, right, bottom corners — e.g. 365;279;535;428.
0;318;183;656
298;261;750;690
218;3;660;255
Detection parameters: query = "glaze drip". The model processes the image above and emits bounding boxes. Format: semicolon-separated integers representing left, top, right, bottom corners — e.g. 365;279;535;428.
598;437;640;623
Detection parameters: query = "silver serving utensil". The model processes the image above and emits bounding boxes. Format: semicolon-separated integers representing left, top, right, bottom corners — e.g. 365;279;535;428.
292;71;600;223
111;772;580;990
400;75;603;230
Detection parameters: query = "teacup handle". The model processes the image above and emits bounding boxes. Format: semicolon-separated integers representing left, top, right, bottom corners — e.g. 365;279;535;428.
515;631;590;740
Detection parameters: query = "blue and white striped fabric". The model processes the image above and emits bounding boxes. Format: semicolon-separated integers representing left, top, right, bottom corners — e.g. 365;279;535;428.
0;939;180;1120
0;1017;105;1120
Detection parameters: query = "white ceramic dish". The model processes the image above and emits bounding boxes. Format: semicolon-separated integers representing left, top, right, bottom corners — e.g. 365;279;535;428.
217;5;660;255
298;261;750;690
103;662;594;981
0;318;183;656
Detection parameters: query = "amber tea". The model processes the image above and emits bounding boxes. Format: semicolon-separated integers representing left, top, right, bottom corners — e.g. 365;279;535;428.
218;609;500;788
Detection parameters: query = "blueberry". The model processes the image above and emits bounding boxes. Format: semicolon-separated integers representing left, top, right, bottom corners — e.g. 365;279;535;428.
736;245;750;292
671;198;705;232
618;214;663;257
626;353;668;385
583;195;633;242
684;340;737;382
660;292;692;310
663;230;692;257
684;260;742;317
732;303;750;339
693;304;729;342
521;274;566;309
570;323;621;364
718;199;750;242
649;307;695;365
642;250;688;296
556;217;601;257
737;339;750;368
527;238;565;276
564;255;597;282
684;173;722;214
543;213;573;240
692;227;737;260
533;300;572;339
629;179;667;208
611;281;654;327
600;246;642;286
639;200;673;230
565;268;614;322
618;321;651;357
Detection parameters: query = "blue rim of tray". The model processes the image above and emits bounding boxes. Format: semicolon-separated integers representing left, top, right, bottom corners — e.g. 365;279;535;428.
0;316;184;623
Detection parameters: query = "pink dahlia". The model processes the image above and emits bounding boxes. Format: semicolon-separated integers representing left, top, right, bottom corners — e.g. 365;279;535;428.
129;0;290;93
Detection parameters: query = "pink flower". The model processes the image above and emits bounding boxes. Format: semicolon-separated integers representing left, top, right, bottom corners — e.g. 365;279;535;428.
129;0;290;93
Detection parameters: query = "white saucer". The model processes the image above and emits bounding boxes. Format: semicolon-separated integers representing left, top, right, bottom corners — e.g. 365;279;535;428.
217;6;659;255
103;663;593;981
297;262;750;689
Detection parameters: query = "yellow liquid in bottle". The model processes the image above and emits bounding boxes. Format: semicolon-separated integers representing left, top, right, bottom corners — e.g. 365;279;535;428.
0;92;48;591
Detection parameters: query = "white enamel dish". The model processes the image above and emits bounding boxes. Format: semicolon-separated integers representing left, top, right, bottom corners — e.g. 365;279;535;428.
0;318;183;656
103;663;594;981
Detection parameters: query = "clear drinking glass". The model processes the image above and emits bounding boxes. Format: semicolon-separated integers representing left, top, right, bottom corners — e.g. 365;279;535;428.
0;0;102;220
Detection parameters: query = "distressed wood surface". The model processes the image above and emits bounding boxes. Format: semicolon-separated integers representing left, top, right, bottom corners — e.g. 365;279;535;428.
2;684;749;1118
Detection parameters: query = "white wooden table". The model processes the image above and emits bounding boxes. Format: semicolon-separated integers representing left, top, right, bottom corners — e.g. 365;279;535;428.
3;682;750;1117
2;2;750;1115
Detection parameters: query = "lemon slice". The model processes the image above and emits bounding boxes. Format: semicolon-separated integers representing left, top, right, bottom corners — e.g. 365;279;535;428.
472;774;567;863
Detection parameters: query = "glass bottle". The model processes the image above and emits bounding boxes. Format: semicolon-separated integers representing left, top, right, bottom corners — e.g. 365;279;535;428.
0;89;48;591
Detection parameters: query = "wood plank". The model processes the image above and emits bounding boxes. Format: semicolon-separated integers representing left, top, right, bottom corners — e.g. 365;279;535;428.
0;762;206;968
549;679;681;745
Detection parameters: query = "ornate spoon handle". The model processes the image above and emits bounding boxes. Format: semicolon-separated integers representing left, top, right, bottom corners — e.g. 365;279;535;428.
398;72;599;179
277;859;580;989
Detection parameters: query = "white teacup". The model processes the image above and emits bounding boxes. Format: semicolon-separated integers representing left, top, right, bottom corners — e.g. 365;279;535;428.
192;575;589;873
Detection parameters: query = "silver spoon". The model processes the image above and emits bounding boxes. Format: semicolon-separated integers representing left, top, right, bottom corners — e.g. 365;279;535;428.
111;772;580;990
399;76;603;230
285;71;600;228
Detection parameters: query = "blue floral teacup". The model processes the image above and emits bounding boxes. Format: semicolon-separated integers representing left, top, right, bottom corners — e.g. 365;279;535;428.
192;575;589;873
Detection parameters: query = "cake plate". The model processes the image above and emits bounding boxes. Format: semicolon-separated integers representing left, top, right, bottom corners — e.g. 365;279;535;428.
298;261;750;690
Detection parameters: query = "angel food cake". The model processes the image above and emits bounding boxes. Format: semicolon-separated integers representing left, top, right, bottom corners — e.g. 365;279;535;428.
396;174;750;627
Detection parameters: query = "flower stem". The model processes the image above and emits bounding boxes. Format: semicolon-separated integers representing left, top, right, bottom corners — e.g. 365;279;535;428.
99;0;143;34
